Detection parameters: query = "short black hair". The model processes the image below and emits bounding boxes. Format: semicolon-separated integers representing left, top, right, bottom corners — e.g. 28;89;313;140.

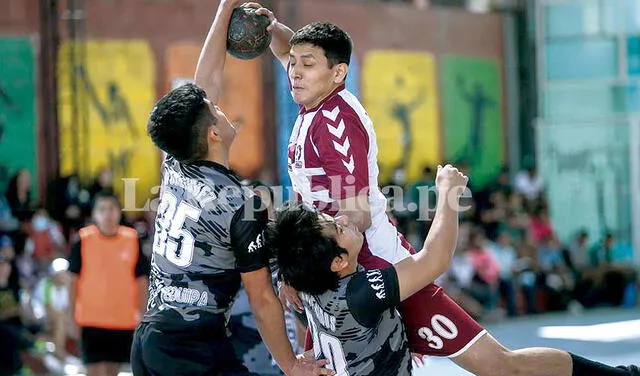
147;83;215;163
92;191;121;210
266;201;347;295
290;22;352;68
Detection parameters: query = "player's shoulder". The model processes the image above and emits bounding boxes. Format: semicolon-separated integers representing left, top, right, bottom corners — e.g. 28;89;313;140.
78;224;99;239
314;89;364;126
118;226;139;239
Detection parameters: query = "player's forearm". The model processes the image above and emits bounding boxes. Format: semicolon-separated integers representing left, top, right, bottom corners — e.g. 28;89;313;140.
194;1;235;103
395;190;458;301
270;21;294;62
418;188;459;270
251;295;297;375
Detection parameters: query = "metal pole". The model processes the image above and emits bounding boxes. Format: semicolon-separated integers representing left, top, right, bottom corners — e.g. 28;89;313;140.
67;0;79;176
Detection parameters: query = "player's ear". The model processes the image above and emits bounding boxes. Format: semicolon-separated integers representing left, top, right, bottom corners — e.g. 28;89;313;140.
333;63;348;84
208;126;223;143
330;253;349;272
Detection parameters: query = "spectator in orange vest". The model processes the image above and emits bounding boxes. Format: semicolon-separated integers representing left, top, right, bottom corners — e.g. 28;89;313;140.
67;192;149;376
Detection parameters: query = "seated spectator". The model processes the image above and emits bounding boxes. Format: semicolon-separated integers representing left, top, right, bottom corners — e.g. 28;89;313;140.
33;258;70;360
466;231;502;318
0;252;25;375
25;208;67;277
528;206;555;246
538;236;574;311
5;170;35;258
480;190;508;241
5;169;34;222
0;193;19;234
565;230;589;274
489;232;518;316
514;165;543;202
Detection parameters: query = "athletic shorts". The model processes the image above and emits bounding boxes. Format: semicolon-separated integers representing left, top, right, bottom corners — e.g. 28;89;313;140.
358;236;487;357
81;326;134;364
131;321;258;376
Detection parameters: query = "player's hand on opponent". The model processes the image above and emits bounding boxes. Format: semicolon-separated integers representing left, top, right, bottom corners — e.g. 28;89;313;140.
278;281;304;313
290;357;335;376
241;2;278;31
435;164;468;195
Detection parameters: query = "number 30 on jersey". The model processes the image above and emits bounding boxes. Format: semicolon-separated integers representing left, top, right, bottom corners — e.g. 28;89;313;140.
153;192;202;267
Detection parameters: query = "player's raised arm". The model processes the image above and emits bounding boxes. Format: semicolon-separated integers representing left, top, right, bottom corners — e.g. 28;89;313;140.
244;2;294;69
194;0;242;104
393;165;467;301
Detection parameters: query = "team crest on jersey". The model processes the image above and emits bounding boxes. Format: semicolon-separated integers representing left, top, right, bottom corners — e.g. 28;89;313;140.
288;144;304;169
294;144;303;168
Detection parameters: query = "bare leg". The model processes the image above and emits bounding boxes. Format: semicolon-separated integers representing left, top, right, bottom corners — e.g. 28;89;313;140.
452;333;572;376
452;333;634;376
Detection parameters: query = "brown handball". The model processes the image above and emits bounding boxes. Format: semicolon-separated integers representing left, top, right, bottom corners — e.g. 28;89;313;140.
226;7;273;60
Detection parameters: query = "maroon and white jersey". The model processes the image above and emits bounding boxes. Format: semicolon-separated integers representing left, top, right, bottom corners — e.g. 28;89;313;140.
287;84;411;264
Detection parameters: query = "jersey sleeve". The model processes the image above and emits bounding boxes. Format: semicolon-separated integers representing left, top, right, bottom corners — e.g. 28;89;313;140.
67;240;82;275
229;195;270;273
311;110;370;200
346;268;401;328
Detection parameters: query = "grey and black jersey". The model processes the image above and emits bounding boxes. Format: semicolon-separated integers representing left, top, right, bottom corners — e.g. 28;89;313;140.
302;267;411;376
143;155;269;329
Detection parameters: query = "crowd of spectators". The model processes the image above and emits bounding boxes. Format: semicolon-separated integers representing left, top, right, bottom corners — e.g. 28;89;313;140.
385;163;638;322
1;161;638;374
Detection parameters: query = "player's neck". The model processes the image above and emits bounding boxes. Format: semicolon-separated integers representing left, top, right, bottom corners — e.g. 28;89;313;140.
206;148;229;169
337;264;358;279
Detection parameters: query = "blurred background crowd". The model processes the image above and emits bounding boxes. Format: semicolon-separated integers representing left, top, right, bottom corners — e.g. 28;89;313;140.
2;0;640;374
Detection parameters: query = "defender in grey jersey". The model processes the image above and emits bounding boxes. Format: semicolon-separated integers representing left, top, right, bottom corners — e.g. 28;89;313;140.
130;1;331;376
267;165;467;376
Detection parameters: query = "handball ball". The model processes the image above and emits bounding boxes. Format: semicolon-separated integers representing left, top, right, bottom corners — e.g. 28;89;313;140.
226;6;272;60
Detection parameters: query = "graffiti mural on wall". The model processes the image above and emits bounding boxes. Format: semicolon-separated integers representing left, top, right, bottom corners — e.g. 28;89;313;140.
275;56;360;190
538;124;631;248
165;43;265;179
0;37;37;194
441;56;503;188
362;51;440;183
58;40;158;207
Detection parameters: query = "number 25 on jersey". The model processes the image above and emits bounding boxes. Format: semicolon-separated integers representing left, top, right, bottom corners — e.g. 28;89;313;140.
153;192;202;267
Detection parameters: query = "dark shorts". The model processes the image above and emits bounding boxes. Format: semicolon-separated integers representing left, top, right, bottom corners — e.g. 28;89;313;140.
81;326;134;364
131;321;258;376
